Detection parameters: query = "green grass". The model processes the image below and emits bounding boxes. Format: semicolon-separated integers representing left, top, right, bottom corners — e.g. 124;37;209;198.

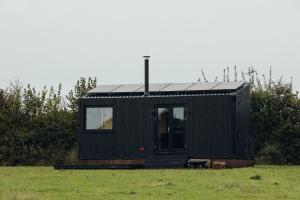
0;166;299;200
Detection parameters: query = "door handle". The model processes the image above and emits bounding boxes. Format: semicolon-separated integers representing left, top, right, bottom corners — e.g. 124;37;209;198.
168;127;170;132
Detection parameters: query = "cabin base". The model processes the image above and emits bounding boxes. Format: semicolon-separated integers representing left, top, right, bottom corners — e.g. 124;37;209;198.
54;158;255;170
210;159;255;168
54;159;145;170
54;163;144;170
187;159;255;169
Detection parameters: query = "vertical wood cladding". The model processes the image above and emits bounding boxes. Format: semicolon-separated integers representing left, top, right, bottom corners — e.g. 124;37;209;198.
78;85;251;160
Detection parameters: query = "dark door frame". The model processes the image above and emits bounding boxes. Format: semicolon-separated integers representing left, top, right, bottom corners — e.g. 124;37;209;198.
153;104;187;153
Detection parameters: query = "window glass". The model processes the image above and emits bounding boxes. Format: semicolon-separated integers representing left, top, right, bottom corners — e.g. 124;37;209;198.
173;107;185;129
86;107;113;130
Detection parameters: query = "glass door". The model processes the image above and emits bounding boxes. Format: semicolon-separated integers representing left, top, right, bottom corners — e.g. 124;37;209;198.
154;106;186;152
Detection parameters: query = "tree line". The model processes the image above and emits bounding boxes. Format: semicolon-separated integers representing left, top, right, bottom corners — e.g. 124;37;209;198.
0;68;299;165
0;78;96;165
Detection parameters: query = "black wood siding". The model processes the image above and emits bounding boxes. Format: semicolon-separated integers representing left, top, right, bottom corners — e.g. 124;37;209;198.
78;86;250;160
235;84;253;159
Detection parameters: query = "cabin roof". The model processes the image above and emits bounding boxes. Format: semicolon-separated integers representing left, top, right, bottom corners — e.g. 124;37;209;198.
87;82;245;96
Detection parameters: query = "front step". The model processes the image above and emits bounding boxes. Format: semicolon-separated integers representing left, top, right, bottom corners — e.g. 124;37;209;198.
145;154;188;168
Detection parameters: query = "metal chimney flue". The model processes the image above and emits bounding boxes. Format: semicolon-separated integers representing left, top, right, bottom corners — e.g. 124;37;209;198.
143;56;150;96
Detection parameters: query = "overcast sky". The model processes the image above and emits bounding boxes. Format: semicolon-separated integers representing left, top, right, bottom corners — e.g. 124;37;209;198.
0;0;299;93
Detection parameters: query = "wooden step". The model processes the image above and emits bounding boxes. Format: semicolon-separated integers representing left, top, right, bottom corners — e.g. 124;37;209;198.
145;154;188;168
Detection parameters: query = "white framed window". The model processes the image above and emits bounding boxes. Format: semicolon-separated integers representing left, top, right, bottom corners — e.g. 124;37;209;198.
85;107;113;131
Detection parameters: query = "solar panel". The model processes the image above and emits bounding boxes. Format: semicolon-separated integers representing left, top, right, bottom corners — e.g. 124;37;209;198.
87;85;121;93
187;82;220;91
112;84;144;93
212;82;244;90
87;82;245;94
136;83;170;92
161;83;195;91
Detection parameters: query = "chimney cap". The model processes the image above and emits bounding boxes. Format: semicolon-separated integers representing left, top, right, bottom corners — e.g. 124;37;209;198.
143;56;151;59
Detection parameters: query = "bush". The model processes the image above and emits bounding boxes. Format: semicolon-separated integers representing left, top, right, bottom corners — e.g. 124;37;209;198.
0;77;96;166
251;80;300;165
256;144;285;165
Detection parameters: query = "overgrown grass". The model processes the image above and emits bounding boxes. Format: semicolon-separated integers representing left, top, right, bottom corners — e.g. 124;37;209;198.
0;165;299;200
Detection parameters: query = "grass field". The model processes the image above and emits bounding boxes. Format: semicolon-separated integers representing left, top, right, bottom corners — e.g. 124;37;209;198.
0;165;299;200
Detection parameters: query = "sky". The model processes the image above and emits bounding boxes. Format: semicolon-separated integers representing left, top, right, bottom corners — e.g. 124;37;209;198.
0;0;300;93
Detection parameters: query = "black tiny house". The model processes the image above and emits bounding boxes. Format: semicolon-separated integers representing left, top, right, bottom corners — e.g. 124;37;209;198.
72;57;254;169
